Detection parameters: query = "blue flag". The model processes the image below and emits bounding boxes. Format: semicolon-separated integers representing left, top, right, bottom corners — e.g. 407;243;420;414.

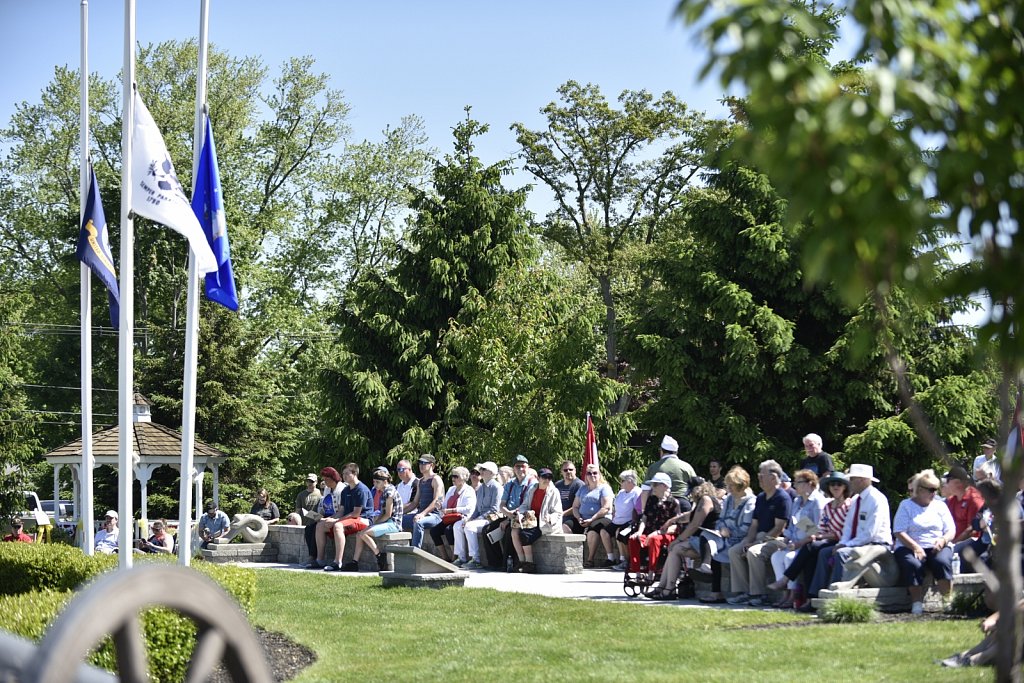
191;113;238;311
76;166;120;328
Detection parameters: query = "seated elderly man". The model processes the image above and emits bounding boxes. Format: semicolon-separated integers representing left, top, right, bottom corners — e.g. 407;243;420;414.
94;510;120;554
727;460;792;606
806;463;893;603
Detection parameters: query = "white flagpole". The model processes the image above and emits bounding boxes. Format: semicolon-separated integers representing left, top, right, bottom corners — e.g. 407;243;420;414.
79;0;95;556
178;0;210;566
118;0;136;569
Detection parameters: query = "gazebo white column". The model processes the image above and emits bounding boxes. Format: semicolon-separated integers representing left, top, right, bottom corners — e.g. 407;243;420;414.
52;465;61;515
193;467;204;521
134;463;160;529
210;462;220;506
70;464;81;536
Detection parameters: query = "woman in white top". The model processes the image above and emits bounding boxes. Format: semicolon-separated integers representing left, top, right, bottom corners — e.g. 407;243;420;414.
893;468;956;615
429;466;477;563
609;470;641;571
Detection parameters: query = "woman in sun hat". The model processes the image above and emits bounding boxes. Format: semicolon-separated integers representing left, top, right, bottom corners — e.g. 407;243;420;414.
769;469;852;609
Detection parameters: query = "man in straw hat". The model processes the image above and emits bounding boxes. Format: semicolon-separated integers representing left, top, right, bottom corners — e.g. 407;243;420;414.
807;463;892;600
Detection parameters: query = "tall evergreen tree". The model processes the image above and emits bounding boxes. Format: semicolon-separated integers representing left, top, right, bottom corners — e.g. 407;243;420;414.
319;113;532;470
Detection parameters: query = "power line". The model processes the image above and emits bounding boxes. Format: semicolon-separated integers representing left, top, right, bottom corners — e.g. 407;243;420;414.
19;383;118;393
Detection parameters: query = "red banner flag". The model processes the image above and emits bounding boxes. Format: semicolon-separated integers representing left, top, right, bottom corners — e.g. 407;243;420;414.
584;412;599;473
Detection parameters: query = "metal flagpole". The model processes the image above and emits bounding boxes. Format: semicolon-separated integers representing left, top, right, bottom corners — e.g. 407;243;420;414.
79;0;95;555
178;0;210;566
117;0;136;569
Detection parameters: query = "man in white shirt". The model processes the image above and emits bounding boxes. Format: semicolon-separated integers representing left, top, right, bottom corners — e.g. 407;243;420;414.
94;510;119;554
972;438;1000;482
807;464;892;598
395;459;419;531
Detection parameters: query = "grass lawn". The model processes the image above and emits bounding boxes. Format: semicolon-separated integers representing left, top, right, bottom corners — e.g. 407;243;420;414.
250;570;989;682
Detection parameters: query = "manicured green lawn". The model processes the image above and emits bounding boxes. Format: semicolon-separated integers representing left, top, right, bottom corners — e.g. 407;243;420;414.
250;571;988;682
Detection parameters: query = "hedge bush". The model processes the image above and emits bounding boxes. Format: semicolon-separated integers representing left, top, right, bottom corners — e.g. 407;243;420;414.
0;547;257;682
0;541;116;596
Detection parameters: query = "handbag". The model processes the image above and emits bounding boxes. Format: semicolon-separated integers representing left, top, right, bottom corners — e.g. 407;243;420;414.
441;513;462;525
511;511;537;529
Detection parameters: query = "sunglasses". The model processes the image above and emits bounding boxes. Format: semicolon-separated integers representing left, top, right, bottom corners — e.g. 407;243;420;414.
920;486;938;493
452;474;462;480
586;471;599;476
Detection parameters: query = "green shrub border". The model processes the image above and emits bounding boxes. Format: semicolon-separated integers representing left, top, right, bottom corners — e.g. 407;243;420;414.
0;544;256;683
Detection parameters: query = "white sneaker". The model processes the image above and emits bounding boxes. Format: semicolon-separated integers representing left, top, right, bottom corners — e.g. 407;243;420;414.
910;601;924;615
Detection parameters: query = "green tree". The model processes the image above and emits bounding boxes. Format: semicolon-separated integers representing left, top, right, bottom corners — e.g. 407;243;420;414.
629;160;994;482
0;41;431;511
0;291;41;519
446;258;626;470
513;82;718;416
677;0;1023;675
319;113;532;471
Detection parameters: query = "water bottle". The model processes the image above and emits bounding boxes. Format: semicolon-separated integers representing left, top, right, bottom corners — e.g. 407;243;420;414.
951;552;960;575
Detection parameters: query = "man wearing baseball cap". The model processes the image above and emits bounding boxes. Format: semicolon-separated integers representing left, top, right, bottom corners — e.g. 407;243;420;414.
972;438;1000;483
644;435;697;513
3;518;33;543
94;510;119;554
944;465;985;549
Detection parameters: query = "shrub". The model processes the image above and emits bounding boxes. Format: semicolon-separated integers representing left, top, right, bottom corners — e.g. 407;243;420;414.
947;589;987;617
0;550;257;683
0;541;116;596
819;597;877;623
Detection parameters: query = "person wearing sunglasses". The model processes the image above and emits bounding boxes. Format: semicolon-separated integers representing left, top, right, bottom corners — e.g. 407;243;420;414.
572;466;615;568
893;468;956;615
556;461;585;533
766;470;826;608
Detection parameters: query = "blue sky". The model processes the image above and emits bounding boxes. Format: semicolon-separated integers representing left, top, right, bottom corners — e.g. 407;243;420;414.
0;0;729;169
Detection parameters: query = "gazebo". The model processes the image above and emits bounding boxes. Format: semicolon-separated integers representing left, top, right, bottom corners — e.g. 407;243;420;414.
43;393;228;530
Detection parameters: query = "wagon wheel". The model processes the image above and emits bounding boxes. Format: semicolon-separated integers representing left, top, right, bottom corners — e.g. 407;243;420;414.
26;564;272;683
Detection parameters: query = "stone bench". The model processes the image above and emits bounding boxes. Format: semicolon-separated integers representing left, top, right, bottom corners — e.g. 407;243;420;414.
532;533;584;574
415;526;584;574
266;524;410;570
199;541;277;564
381;546;468;589
813;572;986;612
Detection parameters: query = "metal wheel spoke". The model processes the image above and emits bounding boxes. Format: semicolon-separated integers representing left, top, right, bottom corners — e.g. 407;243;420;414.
184;628;226;683
112;614;149;683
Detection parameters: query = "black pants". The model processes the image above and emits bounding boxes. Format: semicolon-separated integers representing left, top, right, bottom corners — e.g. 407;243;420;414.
480;519;506;568
784;538;836;587
303;523;317;559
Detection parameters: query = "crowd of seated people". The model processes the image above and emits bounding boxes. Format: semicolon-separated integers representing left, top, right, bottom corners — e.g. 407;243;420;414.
291;434;1014;622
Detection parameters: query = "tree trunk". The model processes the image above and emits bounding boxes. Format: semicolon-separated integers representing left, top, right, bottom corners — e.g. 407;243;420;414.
994;464;1023;681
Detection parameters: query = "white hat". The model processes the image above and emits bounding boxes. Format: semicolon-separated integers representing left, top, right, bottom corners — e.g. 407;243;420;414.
104;510;118;520
848;464;879;482
477;461;498;475
660;435;678;453
646;472;672;488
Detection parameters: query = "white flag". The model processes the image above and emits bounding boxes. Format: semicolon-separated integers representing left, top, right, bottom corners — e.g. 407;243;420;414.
130;91;217;274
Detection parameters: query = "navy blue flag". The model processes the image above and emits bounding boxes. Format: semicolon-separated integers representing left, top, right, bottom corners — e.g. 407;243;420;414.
191;113;238;311
76;166;120;328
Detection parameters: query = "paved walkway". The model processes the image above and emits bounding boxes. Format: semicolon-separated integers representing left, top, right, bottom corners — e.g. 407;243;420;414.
246;561;756;610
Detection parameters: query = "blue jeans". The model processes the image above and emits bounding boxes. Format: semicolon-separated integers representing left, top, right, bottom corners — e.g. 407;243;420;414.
412;512;442;548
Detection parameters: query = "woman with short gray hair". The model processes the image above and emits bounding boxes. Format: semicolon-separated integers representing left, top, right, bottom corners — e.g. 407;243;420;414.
429;466;477;563
608;470;640;570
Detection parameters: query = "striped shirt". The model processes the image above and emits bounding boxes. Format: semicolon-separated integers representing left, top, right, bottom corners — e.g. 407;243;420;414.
821;497;851;538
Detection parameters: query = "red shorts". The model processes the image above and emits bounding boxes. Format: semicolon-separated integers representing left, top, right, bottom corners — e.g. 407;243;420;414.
336;518;369;535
